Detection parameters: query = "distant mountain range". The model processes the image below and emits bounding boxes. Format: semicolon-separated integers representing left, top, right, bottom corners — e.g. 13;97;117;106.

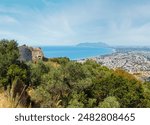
76;42;109;48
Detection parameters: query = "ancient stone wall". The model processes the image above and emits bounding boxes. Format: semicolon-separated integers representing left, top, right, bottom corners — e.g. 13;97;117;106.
19;45;44;62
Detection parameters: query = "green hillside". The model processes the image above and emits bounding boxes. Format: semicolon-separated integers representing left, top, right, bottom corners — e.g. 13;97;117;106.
0;39;150;108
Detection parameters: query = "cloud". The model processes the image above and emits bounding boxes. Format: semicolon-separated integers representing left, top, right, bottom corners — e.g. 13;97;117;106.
0;29;30;44
0;15;18;24
0;0;150;46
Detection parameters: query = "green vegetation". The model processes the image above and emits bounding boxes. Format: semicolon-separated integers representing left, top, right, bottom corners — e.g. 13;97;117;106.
98;96;120;108
0;39;150;108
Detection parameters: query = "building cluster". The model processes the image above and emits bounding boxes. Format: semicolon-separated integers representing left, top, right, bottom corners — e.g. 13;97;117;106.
95;52;150;73
77;51;150;81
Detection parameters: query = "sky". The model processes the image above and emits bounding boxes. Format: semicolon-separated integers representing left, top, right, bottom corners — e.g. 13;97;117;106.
0;0;150;46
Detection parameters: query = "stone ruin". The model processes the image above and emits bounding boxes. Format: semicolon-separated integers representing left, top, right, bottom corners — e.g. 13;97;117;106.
18;45;44;62
30;47;44;61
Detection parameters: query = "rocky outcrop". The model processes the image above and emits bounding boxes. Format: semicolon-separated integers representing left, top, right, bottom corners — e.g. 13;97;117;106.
18;45;44;62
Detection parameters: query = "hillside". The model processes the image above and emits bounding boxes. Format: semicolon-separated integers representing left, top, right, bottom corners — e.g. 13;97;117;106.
1;39;150;108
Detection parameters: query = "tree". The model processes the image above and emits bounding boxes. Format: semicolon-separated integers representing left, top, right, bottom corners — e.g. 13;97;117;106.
0;39;19;89
30;61;49;87
67;91;86;108
98;96;120;108
7;63;29;93
49;57;70;65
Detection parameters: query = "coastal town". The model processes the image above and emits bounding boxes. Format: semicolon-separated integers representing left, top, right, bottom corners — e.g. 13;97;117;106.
78;51;150;82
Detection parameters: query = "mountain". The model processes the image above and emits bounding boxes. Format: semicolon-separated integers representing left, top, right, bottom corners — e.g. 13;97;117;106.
76;42;109;48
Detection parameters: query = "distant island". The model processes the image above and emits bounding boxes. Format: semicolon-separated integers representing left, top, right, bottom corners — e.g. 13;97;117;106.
76;42;109;48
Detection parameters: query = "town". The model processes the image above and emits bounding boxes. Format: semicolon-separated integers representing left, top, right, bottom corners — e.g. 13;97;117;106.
78;51;150;82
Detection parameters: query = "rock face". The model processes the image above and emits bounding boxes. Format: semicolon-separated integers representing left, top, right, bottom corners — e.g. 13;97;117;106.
18;45;44;62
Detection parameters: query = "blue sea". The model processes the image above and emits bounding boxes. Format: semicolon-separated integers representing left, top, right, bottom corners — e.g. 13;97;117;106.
41;46;113;60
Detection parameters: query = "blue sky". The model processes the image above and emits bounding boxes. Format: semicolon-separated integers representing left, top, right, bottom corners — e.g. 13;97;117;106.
0;0;150;46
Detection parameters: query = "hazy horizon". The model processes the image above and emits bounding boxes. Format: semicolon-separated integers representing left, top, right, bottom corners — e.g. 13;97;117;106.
24;41;150;48
0;0;150;46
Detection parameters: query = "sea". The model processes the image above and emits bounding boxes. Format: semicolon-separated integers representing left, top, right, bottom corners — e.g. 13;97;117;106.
41;46;114;60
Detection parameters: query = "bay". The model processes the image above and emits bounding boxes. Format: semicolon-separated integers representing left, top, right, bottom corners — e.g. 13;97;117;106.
41;46;113;60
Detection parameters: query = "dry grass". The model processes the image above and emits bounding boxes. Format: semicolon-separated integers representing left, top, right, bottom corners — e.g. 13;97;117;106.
0;92;12;108
44;61;60;68
0;91;23;108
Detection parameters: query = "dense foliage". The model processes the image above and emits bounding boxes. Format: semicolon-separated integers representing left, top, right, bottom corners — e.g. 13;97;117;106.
0;40;30;89
0;39;150;108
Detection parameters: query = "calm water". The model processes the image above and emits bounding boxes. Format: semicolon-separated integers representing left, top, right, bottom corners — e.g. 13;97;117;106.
41;46;113;60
